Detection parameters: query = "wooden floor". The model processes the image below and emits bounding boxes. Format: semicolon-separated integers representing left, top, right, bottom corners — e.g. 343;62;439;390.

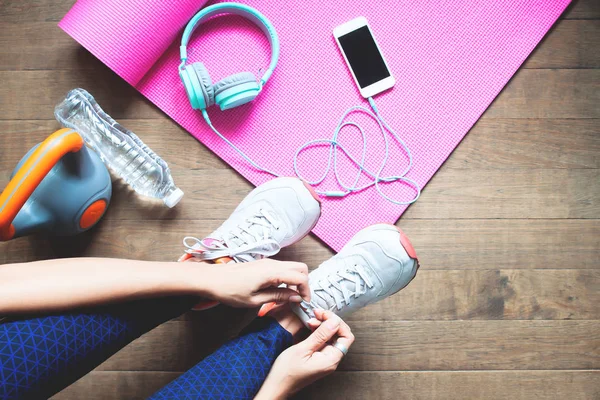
1;0;599;399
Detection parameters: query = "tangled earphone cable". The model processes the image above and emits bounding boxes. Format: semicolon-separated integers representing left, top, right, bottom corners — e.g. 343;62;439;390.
202;96;420;205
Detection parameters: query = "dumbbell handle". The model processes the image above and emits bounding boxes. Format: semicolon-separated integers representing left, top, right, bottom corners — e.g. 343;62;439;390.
0;129;83;241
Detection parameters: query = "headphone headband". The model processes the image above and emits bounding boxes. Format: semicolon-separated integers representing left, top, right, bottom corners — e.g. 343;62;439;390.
180;2;280;85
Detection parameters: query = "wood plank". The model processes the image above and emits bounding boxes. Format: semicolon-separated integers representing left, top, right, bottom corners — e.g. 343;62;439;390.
0;70;162;120
483;69;600;119
0;23;100;71
0;119;228;171
0;0;73;23
564;0;600;19
2;20;598;71
1;219;598;270
299;370;600;400
91;320;599;371
448;119;600;169
341;321;599;371
347;269;600;322
0;69;598;120
51;370;600;400
1;167;596;221
522;20;600;68
403;168;599;219
403;219;600;270
1;118;598;171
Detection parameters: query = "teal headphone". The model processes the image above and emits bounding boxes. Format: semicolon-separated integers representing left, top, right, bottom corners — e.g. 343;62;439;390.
179;2;280;111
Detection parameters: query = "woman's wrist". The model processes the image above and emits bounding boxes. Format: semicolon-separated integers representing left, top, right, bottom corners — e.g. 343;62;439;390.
164;260;214;297
255;380;289;400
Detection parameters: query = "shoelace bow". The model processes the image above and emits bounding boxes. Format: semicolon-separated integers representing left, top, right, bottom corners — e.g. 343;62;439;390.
183;209;281;263
308;264;374;311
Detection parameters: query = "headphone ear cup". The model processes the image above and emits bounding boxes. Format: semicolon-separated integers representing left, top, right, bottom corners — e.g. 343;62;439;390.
213;72;260;111
180;65;202;110
191;62;215;108
180;63;215;110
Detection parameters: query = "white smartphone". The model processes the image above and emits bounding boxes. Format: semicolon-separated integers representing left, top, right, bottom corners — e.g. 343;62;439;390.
333;17;395;98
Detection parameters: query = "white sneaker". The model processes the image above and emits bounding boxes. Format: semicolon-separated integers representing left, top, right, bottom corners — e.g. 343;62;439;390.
291;224;419;326
182;177;321;263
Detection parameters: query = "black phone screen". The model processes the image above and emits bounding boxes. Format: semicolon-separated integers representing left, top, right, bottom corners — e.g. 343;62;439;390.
338;26;391;88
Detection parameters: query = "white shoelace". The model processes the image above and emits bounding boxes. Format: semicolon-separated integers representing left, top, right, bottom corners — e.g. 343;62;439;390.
311;264;374;311
183;208;281;263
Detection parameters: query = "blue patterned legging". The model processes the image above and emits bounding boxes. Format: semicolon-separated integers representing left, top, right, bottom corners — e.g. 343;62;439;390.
0;297;293;400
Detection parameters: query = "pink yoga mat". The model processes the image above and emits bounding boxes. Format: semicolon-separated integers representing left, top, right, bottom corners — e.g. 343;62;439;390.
60;0;570;251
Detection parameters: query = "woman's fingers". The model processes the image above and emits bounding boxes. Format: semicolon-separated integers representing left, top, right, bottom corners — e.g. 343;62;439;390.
313;308;326;320
265;267;311;301
307;318;322;331
313;309;354;357
253;287;305;305
275;261;308;276
335;318;355;346
290;262;309;275
319;344;345;363
321;322;354;359
316;309;354;347
301;312;342;352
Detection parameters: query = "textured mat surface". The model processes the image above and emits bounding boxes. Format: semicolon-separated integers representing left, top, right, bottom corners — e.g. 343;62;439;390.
60;0;570;251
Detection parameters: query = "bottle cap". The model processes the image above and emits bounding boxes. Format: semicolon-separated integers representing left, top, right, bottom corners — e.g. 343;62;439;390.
164;187;184;208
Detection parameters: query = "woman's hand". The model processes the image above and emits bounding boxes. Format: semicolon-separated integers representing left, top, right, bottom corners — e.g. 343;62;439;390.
196;259;311;308
255;309;355;399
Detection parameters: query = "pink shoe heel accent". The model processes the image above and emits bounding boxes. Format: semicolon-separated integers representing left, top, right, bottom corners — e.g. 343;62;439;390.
301;180;321;204
395;226;418;260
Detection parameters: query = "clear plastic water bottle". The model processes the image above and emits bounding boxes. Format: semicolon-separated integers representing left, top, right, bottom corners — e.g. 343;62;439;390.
55;88;183;208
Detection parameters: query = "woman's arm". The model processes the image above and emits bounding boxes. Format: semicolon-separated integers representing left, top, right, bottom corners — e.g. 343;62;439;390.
0;257;310;315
